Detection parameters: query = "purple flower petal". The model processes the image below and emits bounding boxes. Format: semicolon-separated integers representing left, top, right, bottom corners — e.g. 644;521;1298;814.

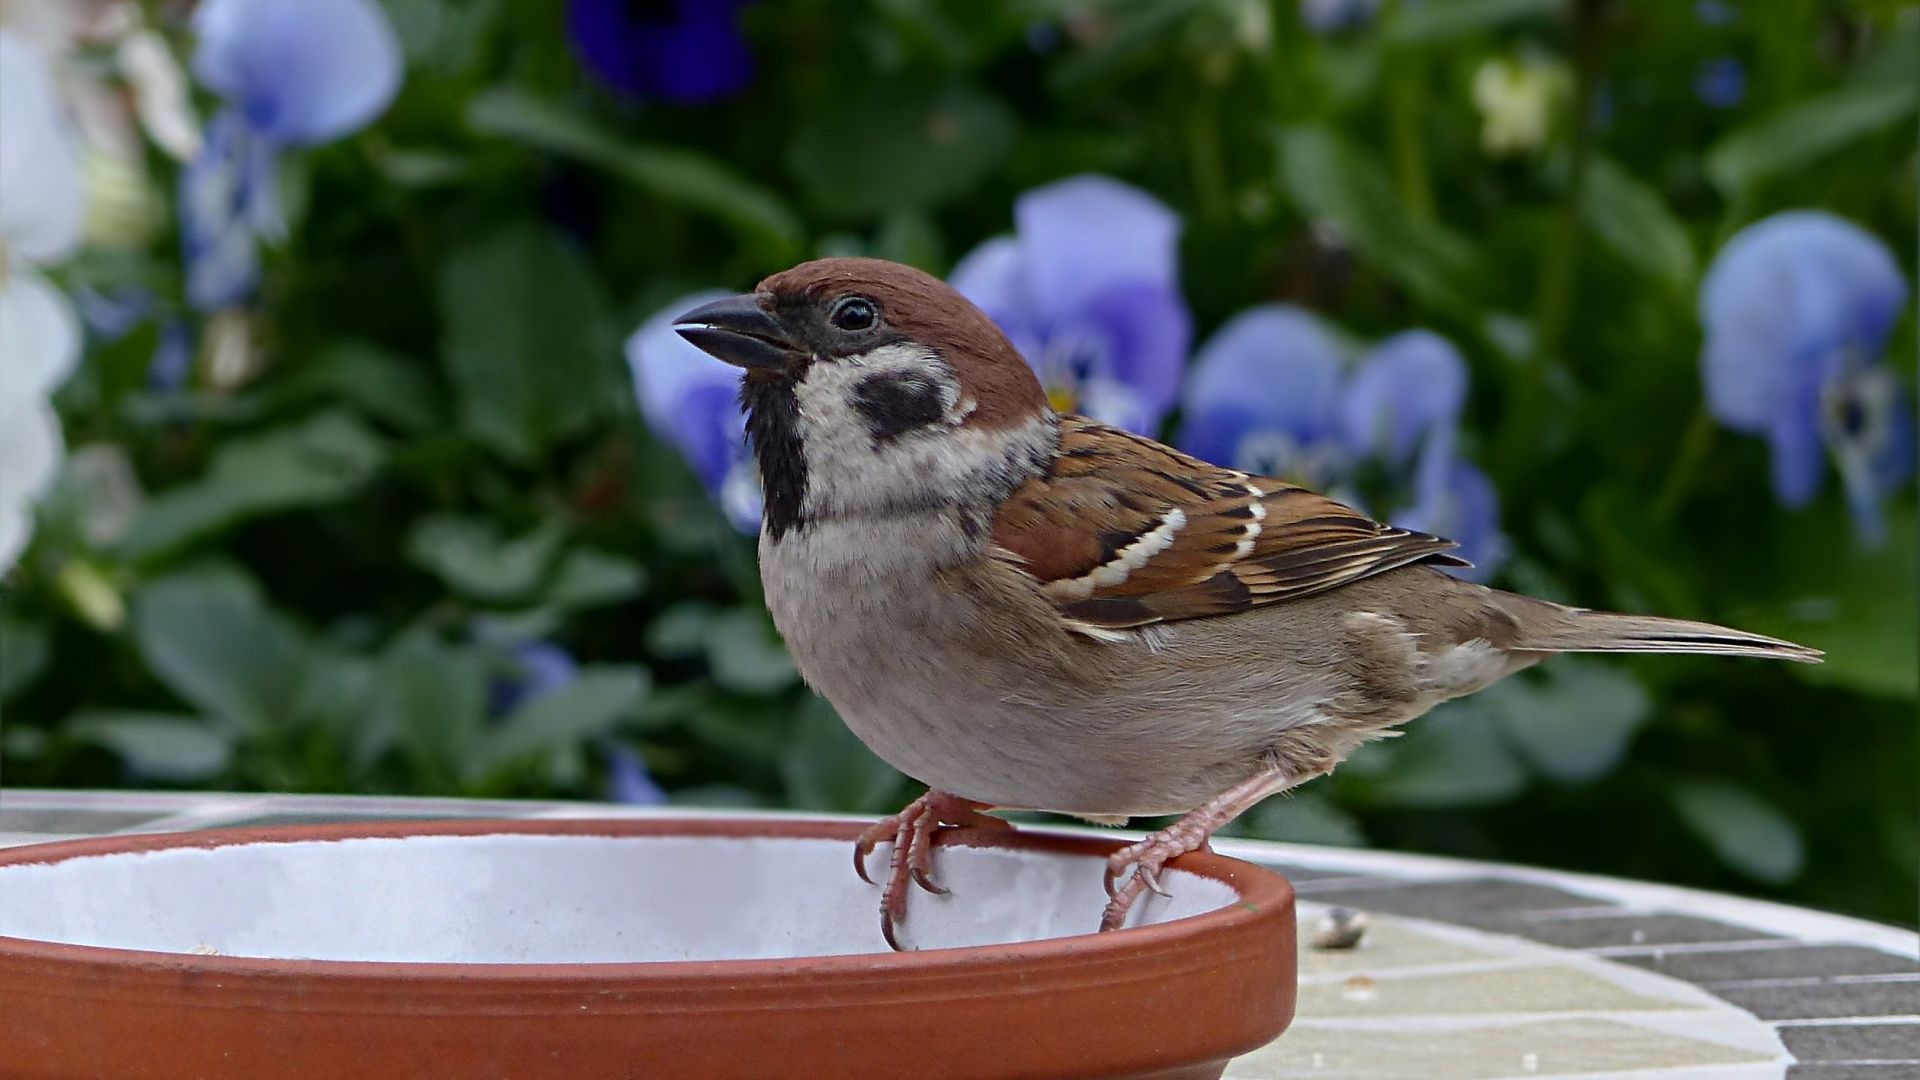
1694;57;1746;109
1077;279;1192;426
1701;211;1906;434
1396;458;1504;581
950;236;1031;329
1765;362;1828;509
179;110;266;312
1178;305;1348;480
1014;175;1181;323
627;291;759;531
1300;0;1380;32
1701;211;1909;526
602;739;668;806
194;0;401;146
489;640;580;717
149;320;194;393
1342;329;1469;468
568;0;755;104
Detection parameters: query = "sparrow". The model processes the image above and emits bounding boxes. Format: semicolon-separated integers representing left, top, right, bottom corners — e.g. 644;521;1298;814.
673;257;1820;950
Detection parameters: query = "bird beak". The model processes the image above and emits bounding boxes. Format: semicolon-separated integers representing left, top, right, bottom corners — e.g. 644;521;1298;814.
673;294;804;373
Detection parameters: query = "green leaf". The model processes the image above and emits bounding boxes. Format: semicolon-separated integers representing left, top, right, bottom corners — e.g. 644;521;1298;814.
789;84;1016;218
131;566;305;733
1345;701;1529;808
647;602;716;657
1487;658;1651;784
1735;504;1918;700
66;711;233;781
1671;779;1804;884
120;411;386;561
703;609;798;695
274;342;441;434
1277;125;1483;313
365;631;488;785
1581;155;1696;293
471;667;650;779
438;222;616;463
405;516;568;605
1045;0;1202;89
466;88;802;259
1385;0;1564;43
779;697;902;813
0;615;50;701
542;547;646;611
1705;81;1917;195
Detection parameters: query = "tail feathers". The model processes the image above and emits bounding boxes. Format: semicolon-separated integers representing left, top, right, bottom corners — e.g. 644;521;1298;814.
1518;609;1822;664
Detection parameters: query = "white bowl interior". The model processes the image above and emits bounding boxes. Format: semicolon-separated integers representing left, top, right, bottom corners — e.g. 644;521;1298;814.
0;832;1239;962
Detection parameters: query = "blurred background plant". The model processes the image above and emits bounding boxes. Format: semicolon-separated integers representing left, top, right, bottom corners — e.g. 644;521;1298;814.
1;0;1913;924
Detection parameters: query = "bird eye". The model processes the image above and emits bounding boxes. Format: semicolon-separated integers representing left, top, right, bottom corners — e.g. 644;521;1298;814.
830;297;877;332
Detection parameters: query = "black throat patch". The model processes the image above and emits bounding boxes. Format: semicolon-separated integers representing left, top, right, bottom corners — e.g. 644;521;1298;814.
741;375;807;540
851;369;948;443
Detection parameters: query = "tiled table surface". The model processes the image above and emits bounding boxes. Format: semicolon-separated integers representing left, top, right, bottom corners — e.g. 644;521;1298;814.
3;789;1914;1079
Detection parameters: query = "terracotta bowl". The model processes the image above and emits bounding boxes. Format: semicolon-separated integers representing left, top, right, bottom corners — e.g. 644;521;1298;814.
0;817;1296;1080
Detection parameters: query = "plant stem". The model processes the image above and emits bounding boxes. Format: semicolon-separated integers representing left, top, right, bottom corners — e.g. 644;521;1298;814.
1383;4;1434;224
1653;406;1718;523
1498;0;1607;479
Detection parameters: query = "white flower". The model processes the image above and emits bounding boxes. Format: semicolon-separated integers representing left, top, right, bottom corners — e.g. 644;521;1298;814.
1471;55;1570;157
0;30;87;572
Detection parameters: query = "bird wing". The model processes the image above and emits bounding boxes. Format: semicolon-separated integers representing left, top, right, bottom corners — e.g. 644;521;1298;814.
990;415;1468;630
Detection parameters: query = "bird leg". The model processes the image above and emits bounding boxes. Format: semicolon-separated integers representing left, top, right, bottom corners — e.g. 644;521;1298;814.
1100;759;1307;932
854;790;1010;951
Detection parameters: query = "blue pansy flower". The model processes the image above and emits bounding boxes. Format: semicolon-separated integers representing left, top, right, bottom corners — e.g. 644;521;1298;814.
951;175;1191;434
1179;309;1504;576
567;0;755;104
628;290;761;532
1700;211;1914;544
1178;305;1351;491
181;0;400;311
601;739;668;806
1695;58;1746;109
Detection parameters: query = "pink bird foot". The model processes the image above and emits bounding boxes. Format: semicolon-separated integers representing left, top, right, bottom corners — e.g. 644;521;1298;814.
1099;761;1308;931
854;790;1010;951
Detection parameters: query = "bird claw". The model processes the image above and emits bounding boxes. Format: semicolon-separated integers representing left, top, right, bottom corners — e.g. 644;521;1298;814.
854;791;1005;951
1099;826;1213;931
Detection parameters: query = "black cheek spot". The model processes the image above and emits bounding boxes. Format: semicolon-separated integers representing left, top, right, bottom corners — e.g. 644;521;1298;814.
852;370;948;443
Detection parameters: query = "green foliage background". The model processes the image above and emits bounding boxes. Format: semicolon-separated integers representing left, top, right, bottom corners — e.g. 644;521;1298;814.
4;0;1916;924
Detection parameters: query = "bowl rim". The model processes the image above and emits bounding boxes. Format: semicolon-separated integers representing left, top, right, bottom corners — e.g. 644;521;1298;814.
0;816;1295;982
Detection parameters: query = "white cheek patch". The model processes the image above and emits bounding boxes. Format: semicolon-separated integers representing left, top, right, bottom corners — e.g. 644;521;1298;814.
791;344;1049;520
1045;507;1188;601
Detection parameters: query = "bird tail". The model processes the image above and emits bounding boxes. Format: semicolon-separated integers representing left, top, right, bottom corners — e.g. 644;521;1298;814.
1508;603;1822;664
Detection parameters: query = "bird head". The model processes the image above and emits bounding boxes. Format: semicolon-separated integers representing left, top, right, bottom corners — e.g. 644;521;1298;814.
675;257;1056;540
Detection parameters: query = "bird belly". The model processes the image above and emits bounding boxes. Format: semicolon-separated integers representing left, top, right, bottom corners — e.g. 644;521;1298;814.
760;521;1336;817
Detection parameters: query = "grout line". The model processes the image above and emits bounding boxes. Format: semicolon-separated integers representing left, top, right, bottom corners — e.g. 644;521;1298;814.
1773;1016;1920;1027
1588;938;1808;958
1705;972;1920;990
1509;905;1647;922
1796;1062;1920;1068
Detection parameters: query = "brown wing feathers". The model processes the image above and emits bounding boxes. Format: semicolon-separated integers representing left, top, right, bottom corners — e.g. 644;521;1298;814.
991;416;1468;631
